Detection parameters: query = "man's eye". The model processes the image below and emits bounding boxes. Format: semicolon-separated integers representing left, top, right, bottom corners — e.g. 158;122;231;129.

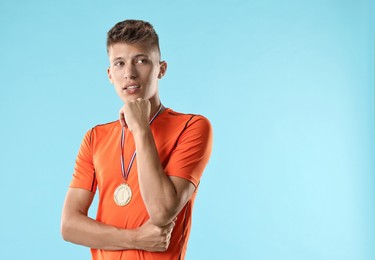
114;61;124;67
136;58;148;64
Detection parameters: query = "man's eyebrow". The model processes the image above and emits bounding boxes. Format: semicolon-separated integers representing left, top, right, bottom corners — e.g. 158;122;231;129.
112;57;124;62
112;54;149;62
133;54;149;58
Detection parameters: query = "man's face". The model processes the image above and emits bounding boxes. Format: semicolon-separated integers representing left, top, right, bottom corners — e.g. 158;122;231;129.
107;42;166;104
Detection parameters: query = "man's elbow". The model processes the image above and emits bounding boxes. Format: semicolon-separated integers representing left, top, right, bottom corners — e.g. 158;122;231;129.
149;208;177;227
60;217;74;242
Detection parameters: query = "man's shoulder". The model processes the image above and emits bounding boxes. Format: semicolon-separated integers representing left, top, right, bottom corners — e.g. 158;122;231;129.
92;119;119;130
161;108;211;132
164;108;209;122
87;120;120;137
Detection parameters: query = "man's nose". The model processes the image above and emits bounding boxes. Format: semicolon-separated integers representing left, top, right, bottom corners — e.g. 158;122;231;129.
124;64;137;79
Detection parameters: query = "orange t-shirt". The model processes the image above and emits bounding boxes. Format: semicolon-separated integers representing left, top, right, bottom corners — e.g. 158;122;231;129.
69;108;213;260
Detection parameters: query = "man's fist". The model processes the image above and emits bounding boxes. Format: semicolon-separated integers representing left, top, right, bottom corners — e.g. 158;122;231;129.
134;219;176;252
119;98;151;132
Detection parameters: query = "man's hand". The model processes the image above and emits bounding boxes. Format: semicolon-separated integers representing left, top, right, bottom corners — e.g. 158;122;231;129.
119;98;151;132
134;219;176;252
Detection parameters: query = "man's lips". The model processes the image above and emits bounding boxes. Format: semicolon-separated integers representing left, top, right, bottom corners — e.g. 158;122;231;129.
123;85;140;90
122;84;141;95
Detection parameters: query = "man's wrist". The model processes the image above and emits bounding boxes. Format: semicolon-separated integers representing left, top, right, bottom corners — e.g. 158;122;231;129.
132;125;152;139
119;228;137;250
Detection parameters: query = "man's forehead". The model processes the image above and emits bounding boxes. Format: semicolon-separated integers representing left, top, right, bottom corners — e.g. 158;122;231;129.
108;43;159;59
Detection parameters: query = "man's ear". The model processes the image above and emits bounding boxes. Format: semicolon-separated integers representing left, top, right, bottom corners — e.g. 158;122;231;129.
158;61;167;79
107;67;113;84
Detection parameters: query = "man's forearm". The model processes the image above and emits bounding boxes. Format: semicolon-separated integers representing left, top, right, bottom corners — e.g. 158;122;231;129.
120;100;195;227
61;188;174;252
61;211;136;250
133;127;187;226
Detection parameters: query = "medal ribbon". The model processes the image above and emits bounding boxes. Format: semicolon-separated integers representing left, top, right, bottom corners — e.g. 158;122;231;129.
120;104;164;181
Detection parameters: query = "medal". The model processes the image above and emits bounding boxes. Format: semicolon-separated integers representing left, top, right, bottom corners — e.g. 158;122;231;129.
114;183;132;206
114;104;164;206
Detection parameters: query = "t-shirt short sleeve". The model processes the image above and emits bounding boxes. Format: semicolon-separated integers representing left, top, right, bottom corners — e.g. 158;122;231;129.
70;129;97;192
164;115;213;187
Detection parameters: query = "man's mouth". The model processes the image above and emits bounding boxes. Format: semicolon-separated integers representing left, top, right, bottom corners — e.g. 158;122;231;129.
124;85;140;90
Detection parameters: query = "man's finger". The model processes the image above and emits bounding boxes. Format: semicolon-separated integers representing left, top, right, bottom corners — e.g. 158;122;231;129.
119;110;127;128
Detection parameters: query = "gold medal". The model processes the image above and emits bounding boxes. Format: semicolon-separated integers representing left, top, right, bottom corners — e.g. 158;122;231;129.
114;183;132;206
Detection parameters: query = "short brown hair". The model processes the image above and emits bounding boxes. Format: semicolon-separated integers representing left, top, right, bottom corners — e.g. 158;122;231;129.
106;19;160;55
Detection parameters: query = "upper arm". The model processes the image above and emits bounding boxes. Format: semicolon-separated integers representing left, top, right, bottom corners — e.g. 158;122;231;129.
169;176;196;212
162;116;213;219
70;129;97;192
165;115;213;187
62;188;95;219
61;188;95;240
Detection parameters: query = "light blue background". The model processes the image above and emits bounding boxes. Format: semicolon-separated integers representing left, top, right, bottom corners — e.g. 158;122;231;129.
0;0;374;259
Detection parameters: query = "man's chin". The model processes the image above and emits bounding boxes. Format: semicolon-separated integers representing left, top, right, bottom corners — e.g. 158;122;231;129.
120;95;144;103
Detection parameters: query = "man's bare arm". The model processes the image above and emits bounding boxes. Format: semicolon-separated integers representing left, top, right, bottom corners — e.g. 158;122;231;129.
134;129;196;227
61;188;175;251
120;99;196;227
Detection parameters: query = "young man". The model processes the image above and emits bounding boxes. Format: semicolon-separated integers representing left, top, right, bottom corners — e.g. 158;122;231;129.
61;20;213;260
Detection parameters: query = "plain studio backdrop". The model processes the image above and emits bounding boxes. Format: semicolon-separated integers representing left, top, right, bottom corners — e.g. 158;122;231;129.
0;0;374;259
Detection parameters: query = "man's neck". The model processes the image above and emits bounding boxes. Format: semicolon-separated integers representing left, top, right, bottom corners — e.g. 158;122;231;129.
149;98;163;120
